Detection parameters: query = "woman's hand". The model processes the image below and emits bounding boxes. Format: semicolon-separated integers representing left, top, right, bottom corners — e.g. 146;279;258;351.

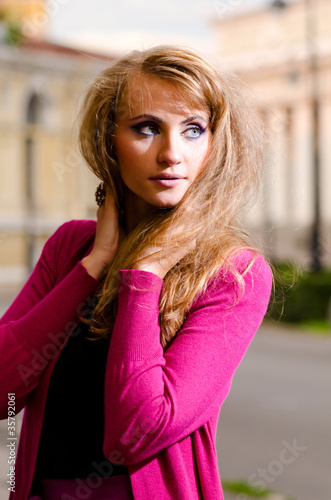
81;187;124;280
133;226;195;280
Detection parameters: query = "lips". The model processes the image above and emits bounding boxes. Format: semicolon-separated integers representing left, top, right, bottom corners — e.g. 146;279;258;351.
151;177;185;187
150;173;185;180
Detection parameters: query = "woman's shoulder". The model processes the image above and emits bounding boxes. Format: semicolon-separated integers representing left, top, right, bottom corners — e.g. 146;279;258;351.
53;218;96;237
188;248;272;323
43;219;97;275
227;248;272;281
204;248;272;303
49;219;97;248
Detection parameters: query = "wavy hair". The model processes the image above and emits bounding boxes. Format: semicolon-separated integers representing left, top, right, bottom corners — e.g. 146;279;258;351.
77;45;265;349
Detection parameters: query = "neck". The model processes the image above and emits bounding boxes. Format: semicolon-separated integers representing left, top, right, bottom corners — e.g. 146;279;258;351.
122;189;155;234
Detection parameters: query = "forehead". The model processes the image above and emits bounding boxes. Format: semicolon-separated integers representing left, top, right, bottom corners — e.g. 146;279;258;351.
118;74;209;121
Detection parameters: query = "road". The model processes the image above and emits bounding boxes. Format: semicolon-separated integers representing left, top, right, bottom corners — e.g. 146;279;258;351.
0;287;330;499
217;322;331;500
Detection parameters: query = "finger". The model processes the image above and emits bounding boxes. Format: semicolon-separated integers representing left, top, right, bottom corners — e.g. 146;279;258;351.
104;195;119;224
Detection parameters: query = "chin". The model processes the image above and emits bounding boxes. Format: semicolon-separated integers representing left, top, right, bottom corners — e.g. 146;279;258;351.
151;200;180;209
150;193;184;208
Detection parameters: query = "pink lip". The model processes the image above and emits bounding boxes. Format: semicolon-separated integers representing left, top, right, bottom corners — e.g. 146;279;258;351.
150;178;185;187
150;173;185;180
150;173;185;187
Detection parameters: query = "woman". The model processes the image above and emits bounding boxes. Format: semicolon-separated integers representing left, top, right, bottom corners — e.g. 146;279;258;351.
0;46;272;499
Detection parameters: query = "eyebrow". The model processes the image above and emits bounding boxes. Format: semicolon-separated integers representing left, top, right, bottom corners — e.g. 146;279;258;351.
128;114;209;124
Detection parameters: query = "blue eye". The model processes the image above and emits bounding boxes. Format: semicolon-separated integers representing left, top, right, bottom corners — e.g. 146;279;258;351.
132;121;159;136
183;126;205;139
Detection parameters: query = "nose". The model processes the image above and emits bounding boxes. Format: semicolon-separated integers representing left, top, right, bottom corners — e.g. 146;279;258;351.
157;132;183;166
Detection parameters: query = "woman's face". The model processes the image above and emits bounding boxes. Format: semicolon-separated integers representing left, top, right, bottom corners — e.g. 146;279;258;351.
113;75;211;215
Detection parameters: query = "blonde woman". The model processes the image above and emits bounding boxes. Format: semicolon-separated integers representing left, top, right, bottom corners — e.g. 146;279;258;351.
0;46;272;500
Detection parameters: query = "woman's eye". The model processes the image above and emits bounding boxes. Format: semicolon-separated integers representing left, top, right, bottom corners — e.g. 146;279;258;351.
183;126;204;139
133;122;159;136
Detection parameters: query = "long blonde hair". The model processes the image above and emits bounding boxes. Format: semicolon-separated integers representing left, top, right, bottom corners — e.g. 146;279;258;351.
78;45;265;349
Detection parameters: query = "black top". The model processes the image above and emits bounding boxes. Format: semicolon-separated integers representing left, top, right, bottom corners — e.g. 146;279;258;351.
32;317;128;488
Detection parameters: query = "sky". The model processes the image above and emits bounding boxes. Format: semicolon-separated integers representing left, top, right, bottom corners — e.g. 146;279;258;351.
46;0;272;56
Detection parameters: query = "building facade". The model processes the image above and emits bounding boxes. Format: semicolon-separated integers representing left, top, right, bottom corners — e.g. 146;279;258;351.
213;0;331;267
0;35;114;285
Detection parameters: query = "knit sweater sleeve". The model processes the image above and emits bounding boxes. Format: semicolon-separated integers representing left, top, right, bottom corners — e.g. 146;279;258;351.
0;222;100;418
103;252;272;465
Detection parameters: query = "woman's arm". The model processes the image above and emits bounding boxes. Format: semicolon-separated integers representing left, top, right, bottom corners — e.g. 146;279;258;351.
103;253;272;465
0;222;101;418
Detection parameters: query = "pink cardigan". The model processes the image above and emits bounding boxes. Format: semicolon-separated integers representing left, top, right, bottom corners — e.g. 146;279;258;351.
0;220;272;500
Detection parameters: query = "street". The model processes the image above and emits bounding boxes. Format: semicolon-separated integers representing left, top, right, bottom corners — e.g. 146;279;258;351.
218;322;331;500
0;298;330;499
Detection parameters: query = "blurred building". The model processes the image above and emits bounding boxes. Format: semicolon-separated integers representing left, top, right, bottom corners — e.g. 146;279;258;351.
0;0;46;39
213;0;331;268
0;1;115;286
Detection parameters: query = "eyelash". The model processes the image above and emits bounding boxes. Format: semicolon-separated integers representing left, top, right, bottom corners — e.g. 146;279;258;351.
131;121;206;139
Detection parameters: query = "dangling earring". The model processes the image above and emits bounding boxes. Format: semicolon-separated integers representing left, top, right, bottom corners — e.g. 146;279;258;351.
95;182;106;207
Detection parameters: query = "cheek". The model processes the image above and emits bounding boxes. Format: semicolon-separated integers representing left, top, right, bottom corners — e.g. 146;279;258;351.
116;138;151;175
189;142;210;177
